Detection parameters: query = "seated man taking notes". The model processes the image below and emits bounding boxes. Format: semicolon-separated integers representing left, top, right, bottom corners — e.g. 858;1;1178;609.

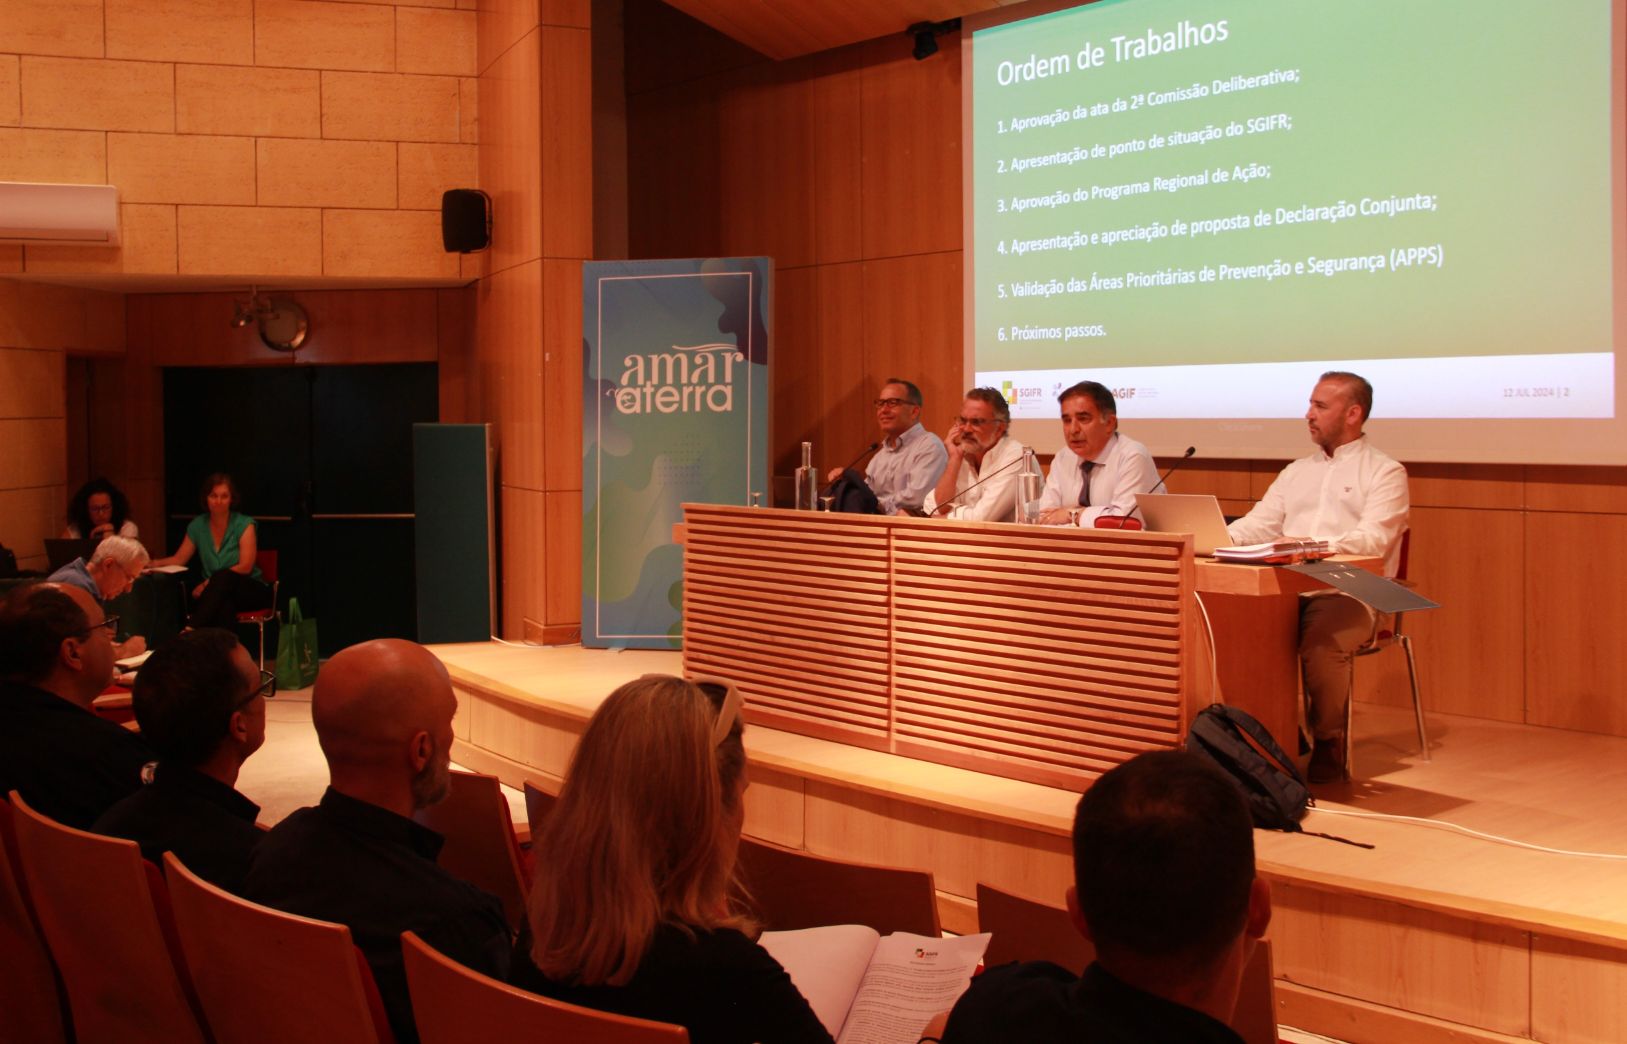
1225;371;1409;782
1034;381;1159;527
920;387;1027;522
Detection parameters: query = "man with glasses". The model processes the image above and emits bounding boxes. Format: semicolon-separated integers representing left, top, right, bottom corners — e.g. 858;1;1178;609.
922;386;1029;522
828;378;948;515
47;533;150;659
94;629;270;892
0;583;154;828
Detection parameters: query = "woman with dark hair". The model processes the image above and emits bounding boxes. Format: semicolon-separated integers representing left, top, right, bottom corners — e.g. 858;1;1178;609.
514;675;831;1044
64;477;139;541
150;473;271;629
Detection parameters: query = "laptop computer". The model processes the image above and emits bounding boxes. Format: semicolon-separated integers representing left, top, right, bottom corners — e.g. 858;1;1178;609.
1135;493;1233;556
45;538;98;572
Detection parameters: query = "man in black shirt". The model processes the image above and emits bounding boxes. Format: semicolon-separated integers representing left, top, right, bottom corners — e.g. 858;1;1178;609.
939;751;1272;1043
93;628;268;892
242;639;509;1044
0;583;154;828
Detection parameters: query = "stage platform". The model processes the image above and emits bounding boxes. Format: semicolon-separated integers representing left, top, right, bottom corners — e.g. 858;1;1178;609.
434;641;1627;1043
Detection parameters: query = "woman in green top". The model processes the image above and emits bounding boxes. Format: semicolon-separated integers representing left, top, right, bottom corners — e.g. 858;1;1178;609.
150;473;271;629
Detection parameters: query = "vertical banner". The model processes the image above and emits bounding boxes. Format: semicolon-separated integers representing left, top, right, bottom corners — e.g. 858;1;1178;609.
582;258;772;649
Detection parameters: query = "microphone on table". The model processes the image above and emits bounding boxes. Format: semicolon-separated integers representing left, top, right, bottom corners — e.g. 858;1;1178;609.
1149;446;1197;493
925;453;1025;515
822;442;881;494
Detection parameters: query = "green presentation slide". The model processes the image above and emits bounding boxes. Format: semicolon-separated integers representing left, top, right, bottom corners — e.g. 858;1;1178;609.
972;0;1615;377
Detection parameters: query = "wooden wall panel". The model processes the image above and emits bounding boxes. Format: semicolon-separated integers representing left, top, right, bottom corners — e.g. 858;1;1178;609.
1532;935;1627;1043
476;0;540;77
540;26;593;260
860;251;962;430
541;490;581;627
625;77;725;261
856;33;962;260
539;258;582;490
0;279;118;569
1525;464;1627;515
1393;506;1525;722
1271;882;1531;1035
807;49;863;266
498;484;547;640
480;29;544;276
804;781;1073;904
714;65;817;270
474;260;545;490
1525;512;1627;736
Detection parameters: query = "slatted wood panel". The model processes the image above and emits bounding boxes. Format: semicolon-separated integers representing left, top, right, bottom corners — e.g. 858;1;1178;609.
892;525;1191;790
683;506;894;749
682;505;1195;790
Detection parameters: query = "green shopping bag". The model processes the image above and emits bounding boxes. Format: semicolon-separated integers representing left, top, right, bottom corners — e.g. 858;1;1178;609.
274;598;320;690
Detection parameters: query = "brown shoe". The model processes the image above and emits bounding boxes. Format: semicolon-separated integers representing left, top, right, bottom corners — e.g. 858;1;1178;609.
1308;738;1345;784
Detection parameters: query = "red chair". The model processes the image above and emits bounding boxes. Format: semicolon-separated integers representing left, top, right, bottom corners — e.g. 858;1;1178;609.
402;931;689;1043
735;836;940;936
7;790;209;1044
0;799;71;1044
237;548;279;670
412;770;529;929
163;852;397;1044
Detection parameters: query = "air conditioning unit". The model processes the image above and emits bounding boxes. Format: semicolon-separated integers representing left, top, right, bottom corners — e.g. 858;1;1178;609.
0;182;121;246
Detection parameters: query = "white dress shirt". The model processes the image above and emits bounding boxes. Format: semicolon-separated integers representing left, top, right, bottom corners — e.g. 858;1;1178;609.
864;422;949;515
1036;432;1160;526
922;435;1027;522
1226;435;1409;575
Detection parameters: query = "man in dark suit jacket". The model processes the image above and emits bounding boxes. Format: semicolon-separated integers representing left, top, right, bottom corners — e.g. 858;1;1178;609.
94;628;269;892
242;639;509;1044
0;583;154;829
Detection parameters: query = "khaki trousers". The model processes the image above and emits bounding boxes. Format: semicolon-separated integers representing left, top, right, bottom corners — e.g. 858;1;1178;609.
1299;593;1377;741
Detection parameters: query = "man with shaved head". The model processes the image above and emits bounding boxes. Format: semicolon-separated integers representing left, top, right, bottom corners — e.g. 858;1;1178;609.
242;639;509;1044
0;582;155;828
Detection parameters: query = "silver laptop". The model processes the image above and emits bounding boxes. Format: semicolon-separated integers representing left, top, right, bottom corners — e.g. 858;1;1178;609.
1135;493;1232;556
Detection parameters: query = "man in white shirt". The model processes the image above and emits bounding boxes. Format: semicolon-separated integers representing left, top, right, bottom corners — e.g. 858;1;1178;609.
1226;372;1409;783
1035;381;1159;527
831;379;948;515
921;388;1027;522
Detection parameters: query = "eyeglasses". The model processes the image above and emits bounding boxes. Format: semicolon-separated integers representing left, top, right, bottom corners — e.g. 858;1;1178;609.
874;397;918;409
77;614;120;638
235;669;277;709
692;677;745;746
956;416;1001;429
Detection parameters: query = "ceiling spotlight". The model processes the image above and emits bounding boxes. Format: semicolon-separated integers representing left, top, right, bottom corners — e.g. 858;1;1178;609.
908;18;960;61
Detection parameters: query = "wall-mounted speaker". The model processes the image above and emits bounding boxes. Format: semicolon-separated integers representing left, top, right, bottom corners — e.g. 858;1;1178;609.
440;188;491;253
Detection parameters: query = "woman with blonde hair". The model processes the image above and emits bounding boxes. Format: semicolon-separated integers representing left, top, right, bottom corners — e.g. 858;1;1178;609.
513;674;830;1043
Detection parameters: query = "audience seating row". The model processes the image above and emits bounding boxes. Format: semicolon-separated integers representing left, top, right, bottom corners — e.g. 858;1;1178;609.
4;772;1278;1043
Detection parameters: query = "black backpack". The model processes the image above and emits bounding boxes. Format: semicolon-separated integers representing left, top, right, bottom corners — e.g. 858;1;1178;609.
1185;703;1310;831
1186;704;1373;848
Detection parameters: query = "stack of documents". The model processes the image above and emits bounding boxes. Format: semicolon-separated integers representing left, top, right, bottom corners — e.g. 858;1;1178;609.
1213;539;1330;564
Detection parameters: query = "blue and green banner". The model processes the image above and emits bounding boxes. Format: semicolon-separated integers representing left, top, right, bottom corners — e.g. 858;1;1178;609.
582;258;772;648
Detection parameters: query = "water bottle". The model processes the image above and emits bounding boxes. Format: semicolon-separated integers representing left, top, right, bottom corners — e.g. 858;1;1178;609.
793;441;818;510
1017;447;1045;523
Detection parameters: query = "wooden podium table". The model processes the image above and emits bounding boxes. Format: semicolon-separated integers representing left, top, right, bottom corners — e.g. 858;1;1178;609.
681;505;1202;792
680;505;1376;788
